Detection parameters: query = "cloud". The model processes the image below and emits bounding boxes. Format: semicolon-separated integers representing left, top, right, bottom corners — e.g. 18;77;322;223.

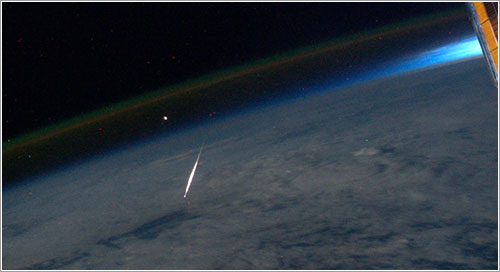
2;59;497;270
353;147;379;156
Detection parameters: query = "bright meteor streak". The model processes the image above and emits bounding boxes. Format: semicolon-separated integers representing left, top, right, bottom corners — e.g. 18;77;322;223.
184;146;203;198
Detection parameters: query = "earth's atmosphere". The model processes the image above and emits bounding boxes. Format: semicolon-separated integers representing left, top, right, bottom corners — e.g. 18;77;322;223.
2;57;498;269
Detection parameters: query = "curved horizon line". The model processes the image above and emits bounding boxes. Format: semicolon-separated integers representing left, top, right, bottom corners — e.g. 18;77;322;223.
3;6;468;153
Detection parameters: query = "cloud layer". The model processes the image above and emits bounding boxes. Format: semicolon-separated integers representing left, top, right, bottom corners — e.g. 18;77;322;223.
3;58;497;269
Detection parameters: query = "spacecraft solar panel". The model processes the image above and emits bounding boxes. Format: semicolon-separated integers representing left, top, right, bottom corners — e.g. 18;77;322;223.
468;2;499;85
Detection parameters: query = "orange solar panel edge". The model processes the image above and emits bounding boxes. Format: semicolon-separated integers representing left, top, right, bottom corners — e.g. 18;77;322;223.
474;2;489;23
481;19;498;52
491;47;498;71
470;2;498;85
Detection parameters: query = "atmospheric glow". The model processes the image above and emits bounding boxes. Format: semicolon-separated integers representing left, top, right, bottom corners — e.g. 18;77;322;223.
404;36;483;70
315;36;484;103
368;36;483;80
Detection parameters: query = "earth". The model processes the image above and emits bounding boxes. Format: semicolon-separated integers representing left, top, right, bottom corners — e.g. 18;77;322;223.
2;57;497;269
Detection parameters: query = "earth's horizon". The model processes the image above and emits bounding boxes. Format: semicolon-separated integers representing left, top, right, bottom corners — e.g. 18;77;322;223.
3;57;498;269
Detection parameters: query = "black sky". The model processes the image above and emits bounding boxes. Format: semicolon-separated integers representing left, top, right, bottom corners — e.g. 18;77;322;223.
3;2;465;140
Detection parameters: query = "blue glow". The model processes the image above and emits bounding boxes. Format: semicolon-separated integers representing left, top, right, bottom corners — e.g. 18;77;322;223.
398;37;483;71
272;36;485;112
421;37;483;62
359;36;483;82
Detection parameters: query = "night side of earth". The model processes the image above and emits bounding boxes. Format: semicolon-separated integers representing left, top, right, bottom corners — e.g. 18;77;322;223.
2;3;498;270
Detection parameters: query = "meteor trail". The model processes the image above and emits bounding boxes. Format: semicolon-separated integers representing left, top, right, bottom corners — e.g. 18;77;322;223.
184;146;203;198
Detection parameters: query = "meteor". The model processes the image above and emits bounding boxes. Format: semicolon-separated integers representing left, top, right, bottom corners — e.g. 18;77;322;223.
184;146;203;198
